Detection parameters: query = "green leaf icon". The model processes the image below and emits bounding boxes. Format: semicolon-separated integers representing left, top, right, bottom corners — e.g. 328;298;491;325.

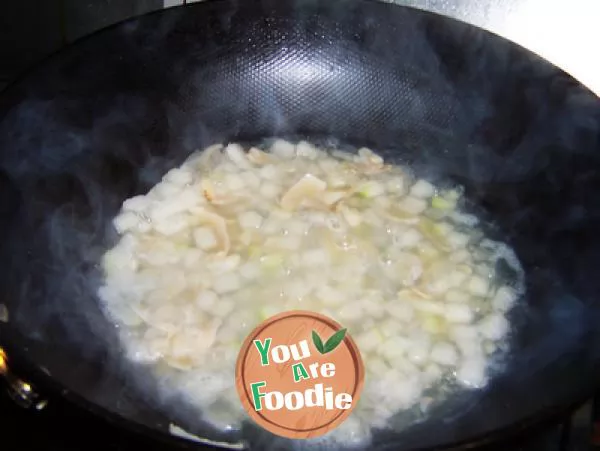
323;328;347;354
312;330;325;354
312;328;347;355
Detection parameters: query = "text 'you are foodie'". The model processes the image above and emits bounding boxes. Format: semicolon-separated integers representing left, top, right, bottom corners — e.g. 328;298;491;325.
235;311;365;439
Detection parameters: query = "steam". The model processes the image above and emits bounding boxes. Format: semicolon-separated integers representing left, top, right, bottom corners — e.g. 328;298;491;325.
0;93;192;428
0;0;598;450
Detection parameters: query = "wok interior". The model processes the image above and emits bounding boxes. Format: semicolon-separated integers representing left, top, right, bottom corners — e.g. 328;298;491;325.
0;0;600;448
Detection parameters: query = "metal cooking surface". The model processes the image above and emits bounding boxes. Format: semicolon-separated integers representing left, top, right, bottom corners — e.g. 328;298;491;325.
166;0;600;96
1;0;599;96
375;0;600;96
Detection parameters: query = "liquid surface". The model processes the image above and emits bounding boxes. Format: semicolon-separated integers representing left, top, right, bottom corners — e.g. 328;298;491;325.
98;139;524;446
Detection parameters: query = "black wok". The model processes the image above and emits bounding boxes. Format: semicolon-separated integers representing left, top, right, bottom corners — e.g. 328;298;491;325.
0;0;599;449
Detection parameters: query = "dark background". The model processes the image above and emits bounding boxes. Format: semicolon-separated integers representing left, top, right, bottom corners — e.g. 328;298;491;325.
0;0;163;91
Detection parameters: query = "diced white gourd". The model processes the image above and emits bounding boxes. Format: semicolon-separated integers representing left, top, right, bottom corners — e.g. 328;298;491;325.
266;235;301;251
447;231;470;248
224;143;251;169
123;195;151;213
397;196;428;215
164;168;193;185
356;181;385;198
445;288;467;303
492;286;518;311
338;304;363;321
456;357;487;388
467;275;490;296
430;341;458;365
456;340;484;359
212;273;241;295
449;249;470;263
422;364;442;384
451;324;479;341
410;179;435;198
385;301;415;322
316;286;344;306
368;357;389;375
395;228;422;248
102;245;138;274
444;303;474;323
413;300;445;315
406;337;430;365
296;141;319;159
451;212;479;227
270;139;296;159
137;220;152;233
196;290;218;310
113;211;139;233
208;254;241;273
213;299;235;317
479;314;509;340
154;214;189;236
324;415;372;448
339;206;362;227
259;164;278;180
239;262;260;280
285;279;312;300
152;181;180;200
302;249;330;267
126;339;161;364
356;329;383;353
98;139;522;434
238;211;263;229
149;188;198;221
183;248;203;268
378;318;398;338
380;336;409;360
386;177;406;195
259;182;279;199
361;297;385;319
241;171;261;188
193;227;218;251
223;174;246;191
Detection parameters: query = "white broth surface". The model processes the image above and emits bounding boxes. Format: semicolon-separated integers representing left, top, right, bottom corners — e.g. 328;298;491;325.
98;139;524;445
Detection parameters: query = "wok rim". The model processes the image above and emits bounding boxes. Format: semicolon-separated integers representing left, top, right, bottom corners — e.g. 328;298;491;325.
0;0;598;449
2;333;591;451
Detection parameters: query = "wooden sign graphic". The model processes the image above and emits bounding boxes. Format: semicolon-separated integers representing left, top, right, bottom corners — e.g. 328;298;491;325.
235;310;365;439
